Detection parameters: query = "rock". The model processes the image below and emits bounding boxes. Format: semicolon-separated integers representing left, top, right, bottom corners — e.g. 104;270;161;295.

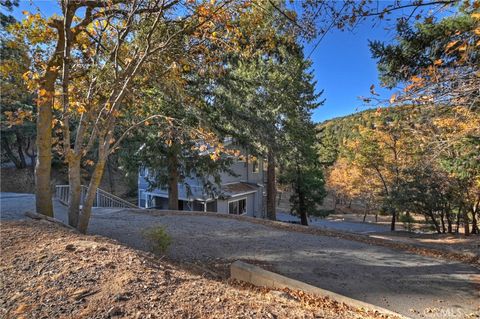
107;306;124;317
114;293;131;302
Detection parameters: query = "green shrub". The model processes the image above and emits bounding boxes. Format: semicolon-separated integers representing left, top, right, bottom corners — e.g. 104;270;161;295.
143;226;172;254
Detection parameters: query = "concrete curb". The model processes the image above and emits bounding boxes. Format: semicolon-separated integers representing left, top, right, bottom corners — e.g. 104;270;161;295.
24;211;78;231
230;260;411;319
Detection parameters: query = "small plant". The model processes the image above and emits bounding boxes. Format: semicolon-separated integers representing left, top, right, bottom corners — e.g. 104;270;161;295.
143;226;172;254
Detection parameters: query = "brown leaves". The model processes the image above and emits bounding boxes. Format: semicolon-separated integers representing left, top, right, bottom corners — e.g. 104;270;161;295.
3;109;34;127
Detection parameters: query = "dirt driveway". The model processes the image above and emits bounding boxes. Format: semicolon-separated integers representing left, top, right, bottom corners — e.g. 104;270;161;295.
1;193;479;319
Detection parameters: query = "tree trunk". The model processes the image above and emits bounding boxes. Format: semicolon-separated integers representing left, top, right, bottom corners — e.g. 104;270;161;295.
446;217;452;233
266;147;276;220
429;213;442;234
299;193;308;226
167;146;179;211
296;168;308;226
390;209;396;231
363;204;368;223
15;131;27;168
440;211;446;233
455;209;460;234
471;207;478;234
77;157;106;234
1;135;23;169
463;207;470;236
34;1;67;217
446;205;453;233
25;137;36;170
35;81;55;217
67;157;81;228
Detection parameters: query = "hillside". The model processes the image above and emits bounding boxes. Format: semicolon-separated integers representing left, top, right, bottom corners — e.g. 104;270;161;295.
316;103;479;234
0;161;136;202
315;104;459;165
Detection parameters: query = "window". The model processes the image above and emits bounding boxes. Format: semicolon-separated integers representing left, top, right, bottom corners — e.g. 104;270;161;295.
252;159;259;173
229;198;246;215
207;201;217;212
229;201;238;214
139;190;146;207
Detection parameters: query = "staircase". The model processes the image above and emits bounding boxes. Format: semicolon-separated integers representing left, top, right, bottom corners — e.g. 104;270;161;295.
55;185;137;209
276;189;293;214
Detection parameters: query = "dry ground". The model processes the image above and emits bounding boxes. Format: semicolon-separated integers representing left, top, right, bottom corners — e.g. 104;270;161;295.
2;194;479;318
0;220;398;319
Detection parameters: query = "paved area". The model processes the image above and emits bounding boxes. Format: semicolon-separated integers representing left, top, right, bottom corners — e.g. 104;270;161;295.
0;193;68;221
277;212;391;234
1;193;479;319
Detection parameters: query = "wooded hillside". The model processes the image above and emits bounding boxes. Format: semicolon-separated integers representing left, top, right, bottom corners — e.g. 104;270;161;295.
317;104;480;234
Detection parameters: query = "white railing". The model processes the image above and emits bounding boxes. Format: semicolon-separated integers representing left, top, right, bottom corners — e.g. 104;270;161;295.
55;184;70;205
55;185;137;209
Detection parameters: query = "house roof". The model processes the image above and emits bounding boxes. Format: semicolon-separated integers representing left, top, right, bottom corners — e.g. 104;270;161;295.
220;182;259;198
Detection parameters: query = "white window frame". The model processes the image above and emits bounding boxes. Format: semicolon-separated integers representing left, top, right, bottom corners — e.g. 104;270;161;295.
252;159;259;173
228;197;247;215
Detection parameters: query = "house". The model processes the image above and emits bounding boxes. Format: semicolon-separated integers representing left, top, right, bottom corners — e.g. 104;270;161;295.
138;146;267;217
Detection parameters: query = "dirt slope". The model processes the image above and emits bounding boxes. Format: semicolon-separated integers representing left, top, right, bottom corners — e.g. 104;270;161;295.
0;220;393;319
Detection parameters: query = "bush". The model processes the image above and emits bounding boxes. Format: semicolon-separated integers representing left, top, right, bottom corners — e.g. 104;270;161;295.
143;226;172;254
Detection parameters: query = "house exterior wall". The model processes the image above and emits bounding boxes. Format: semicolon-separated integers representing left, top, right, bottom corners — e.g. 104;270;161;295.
218;159;264;185
138;145;266;216
216;199;228;214
217;192;257;217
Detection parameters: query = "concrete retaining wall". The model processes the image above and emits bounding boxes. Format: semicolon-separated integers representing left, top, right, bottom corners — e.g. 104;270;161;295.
230;260;410;319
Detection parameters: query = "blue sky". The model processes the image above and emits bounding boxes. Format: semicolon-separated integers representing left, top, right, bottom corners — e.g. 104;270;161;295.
305;21;396;123
7;1;398;123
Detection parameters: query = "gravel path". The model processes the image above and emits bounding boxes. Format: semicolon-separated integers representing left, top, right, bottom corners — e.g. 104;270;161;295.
1;193;479;319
